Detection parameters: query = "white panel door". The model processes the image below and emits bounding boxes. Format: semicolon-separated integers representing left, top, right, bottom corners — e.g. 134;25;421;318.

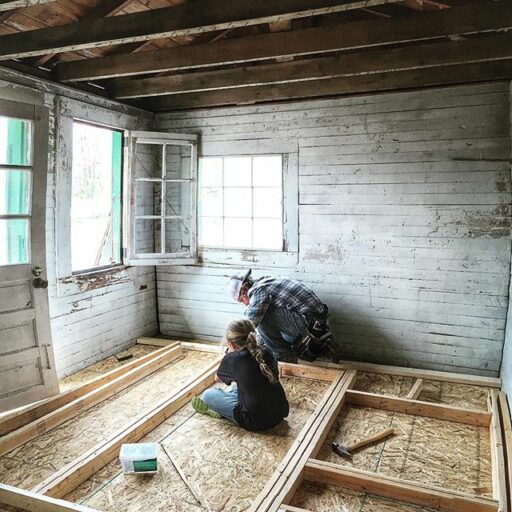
0;99;59;412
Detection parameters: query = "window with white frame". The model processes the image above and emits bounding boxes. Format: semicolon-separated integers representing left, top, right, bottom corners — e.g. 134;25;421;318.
198;155;284;251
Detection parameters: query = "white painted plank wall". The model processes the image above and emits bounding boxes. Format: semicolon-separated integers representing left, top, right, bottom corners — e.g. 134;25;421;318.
0;69;159;377
155;82;511;377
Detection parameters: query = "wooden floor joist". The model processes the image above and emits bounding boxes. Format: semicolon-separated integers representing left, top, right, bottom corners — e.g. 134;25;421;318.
0;345;183;458
0;483;100;512
279;362;341;382
346;390;491;427
497;392;512;510
489;390;508;511
249;370;358;511
304;459;499;512
0;342;180;435
32;359;220;498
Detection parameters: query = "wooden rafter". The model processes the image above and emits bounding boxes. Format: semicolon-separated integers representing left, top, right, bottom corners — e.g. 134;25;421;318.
144;60;512;111
0;0;56;11
0;345;183;458
0;342;180;435
55;3;512;83
111;33;512;98
304;460;499;512
0;0;408;59
404;0;450;10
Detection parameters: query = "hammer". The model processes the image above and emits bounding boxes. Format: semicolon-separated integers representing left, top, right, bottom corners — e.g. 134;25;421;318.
332;427;395;459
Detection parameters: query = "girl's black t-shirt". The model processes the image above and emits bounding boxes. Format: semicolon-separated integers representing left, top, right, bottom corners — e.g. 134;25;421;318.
217;348;289;431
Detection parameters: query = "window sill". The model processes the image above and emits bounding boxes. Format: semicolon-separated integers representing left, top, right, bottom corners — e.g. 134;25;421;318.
57;265;129;295
198;248;298;267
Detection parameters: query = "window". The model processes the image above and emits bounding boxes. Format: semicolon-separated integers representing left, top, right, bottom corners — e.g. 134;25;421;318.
71;121;122;273
124;131;198;265
198;155;283;251
0;116;32;266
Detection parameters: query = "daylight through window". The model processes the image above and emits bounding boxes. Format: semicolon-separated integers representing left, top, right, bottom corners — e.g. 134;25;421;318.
199;155;283;250
71;121;122;273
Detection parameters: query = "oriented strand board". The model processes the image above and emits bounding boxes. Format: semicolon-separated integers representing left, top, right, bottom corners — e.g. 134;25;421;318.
66;377;329;512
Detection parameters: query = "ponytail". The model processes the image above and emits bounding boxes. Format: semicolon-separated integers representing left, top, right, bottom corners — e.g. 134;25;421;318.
225;319;278;384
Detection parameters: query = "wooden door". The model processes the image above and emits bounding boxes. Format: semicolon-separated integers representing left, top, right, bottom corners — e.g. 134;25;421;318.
0;99;59;412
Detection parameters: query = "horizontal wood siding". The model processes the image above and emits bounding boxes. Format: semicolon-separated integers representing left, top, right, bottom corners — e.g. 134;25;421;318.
155;82;512;377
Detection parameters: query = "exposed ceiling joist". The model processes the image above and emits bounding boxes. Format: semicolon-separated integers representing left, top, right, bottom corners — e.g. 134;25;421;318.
112;33;512;98
404;0;449;10
56;3;512;83
144;60;512;111
0;0;407;60
0;0;55;12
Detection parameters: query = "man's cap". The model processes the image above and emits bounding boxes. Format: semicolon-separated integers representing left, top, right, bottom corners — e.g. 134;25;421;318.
228;269;252;302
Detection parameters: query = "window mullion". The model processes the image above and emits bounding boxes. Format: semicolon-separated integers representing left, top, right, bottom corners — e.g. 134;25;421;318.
161;144;166;254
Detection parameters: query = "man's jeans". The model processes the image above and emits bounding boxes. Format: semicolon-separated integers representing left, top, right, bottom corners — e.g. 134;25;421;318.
257;305;309;363
201;387;239;424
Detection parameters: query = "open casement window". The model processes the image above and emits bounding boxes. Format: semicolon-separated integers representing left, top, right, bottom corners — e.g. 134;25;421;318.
124;131;198;265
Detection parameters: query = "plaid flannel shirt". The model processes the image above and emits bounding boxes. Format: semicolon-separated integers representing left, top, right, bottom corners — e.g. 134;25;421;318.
245;276;325;327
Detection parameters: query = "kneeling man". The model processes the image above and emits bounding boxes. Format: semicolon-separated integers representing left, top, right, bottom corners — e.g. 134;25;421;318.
228;269;338;363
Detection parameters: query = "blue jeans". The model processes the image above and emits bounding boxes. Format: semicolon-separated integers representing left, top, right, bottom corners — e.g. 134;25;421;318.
256;305;308;363
201;387;239;424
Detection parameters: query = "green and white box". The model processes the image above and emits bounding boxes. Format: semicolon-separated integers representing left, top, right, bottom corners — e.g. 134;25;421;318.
120;443;158;474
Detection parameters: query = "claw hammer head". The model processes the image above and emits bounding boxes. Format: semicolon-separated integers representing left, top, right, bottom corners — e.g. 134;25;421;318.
332;442;352;459
331;428;396;460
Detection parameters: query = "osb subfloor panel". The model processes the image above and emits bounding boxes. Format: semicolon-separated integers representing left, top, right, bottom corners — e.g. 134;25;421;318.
291;372;493;511
65;376;329;512
0;348;217;491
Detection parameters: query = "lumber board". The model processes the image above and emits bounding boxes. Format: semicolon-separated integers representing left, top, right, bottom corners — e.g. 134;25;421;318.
0;346;183;458
56;3;512;82
32;359;220;498
304;459;499;512
278;506;313;512
249;370;358;511
346;390;491;427
406;378;424;400
0;0;405;59
497;391;512;511
489;391;508;510
279;362;341;382
0;343;179;435
112;33;512;98
0;483;99;512
0;0;56;11
181;341;223;353
309;359;502;387
136;337;176;347
146;60;512;111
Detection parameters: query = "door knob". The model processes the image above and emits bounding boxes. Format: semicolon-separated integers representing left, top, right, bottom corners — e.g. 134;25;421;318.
32;266;43;277
33;278;48;289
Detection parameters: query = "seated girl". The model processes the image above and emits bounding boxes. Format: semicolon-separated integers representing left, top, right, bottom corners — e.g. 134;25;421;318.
192;318;289;431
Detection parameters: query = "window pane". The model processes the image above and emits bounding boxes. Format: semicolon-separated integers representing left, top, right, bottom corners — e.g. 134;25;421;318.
253;156;282;187
253;218;283;250
199;187;223;217
0;219;29;265
166;143;192;180
71;122;122;271
199;217;223;247
165;218;191;254
135;142;163;178
0;116;32;166
253;188;282;218
224;187;252;218
224;218;252;248
135;219;161;254
224;157;251;186
165;181;191;218
0;170;31;215
136;181;161;216
199;158;223;187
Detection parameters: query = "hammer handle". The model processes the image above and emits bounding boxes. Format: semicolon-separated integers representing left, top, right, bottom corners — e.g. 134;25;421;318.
347;427;395;452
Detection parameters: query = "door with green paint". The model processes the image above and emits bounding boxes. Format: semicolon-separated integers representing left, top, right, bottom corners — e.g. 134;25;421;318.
0;100;59;412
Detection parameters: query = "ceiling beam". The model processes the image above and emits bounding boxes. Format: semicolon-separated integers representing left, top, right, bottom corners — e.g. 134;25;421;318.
112;32;512;99
0;0;56;11
0;0;407;60
55;2;512;83
144;60;512;111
